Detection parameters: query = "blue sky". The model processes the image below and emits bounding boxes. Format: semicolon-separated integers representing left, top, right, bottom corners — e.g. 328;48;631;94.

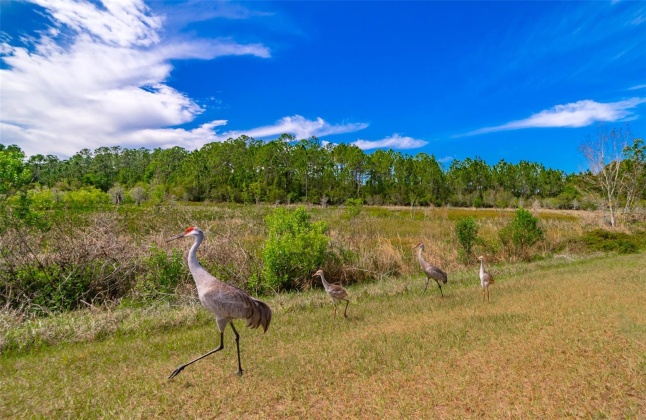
1;0;644;173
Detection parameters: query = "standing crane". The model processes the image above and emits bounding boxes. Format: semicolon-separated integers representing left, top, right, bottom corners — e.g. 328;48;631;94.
166;226;272;379
313;269;350;318
415;242;448;297
477;255;495;303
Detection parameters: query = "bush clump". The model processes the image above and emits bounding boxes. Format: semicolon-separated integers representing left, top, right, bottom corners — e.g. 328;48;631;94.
136;246;188;300
455;216;479;263
261;206;329;291
343;198;364;220
579;229;641;254
499;208;543;260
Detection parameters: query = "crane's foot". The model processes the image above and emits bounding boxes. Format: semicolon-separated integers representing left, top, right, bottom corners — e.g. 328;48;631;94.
236;369;244;376
168;365;186;380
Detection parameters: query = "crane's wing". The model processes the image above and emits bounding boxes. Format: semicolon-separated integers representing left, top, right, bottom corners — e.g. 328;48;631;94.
483;271;494;284
426;265;448;284
201;285;272;332
327;284;349;300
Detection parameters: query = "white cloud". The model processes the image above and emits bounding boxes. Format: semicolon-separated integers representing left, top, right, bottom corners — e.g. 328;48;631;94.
31;0;163;47
0;0;270;157
209;115;368;142
352;133;428;150
464;98;646;136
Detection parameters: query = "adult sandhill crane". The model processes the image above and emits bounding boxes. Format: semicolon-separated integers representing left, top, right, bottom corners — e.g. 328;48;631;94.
477;255;495;303
415;242;448;297
313;269;350;318
166;226;271;379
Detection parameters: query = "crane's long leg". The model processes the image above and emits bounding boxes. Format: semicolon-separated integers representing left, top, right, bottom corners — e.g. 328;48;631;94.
420;279;430;297
168;332;224;379
436;281;444;297
342;299;349;318
229;323;244;376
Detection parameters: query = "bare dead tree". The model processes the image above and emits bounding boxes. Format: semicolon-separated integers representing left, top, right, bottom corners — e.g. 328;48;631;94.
579;125;633;227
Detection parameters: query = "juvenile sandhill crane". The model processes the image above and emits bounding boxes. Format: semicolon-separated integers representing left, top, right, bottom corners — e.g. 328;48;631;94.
166;226;271;379
477;255;495;303
313;269;350;318
415;242;448;297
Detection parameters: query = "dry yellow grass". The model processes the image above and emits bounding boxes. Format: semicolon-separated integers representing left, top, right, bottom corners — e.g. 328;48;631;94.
1;253;644;418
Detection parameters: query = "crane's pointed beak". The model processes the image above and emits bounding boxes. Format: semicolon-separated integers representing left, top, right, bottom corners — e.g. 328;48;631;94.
166;233;185;243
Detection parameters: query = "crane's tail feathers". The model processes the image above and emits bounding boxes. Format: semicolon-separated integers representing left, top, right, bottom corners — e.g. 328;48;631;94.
247;298;272;333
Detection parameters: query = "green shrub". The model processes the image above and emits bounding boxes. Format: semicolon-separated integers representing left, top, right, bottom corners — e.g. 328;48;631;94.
499;208;543;260
26;187;57;210
7;262;105;314
63;187;110;210
579;229;641;254
343;198;364;220
261;206;329;291
455;216;479;263
137;246;188;299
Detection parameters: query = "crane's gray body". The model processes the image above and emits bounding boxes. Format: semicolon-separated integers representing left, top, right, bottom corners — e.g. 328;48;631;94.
416;243;448;297
186;232;271;333
313;269;349;317
478;256;494;303
478;259;494;288
166;226;271;378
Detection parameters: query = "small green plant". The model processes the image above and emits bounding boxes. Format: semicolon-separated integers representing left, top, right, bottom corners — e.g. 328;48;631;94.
137;246;187;299
262;206;329;291
455;216;479;263
343;198;364;220
499;208;543;260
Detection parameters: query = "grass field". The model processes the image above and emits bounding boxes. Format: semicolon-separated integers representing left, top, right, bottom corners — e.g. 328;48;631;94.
1;252;645;418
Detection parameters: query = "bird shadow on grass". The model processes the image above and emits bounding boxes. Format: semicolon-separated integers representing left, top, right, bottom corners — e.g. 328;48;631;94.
342;313;365;323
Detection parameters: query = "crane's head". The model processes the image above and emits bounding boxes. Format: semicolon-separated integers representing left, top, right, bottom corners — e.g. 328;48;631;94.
312;269;324;278
414;242;424;250
166;226;202;242
477;255;485;261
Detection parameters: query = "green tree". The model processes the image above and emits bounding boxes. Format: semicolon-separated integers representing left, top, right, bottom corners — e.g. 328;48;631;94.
0;144;32;195
621;137;645;212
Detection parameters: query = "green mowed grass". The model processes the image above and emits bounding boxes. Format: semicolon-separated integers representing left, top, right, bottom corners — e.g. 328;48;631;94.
2;254;645;418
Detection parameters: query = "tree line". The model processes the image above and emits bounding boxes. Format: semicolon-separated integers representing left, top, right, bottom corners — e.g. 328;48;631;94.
6;135;580;209
2;130;645;211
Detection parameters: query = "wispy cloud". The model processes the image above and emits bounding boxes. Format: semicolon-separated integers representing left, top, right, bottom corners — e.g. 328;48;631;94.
463;98;646;136
210;115;368;142
352;134;428;150
629;84;646;91
0;0;270;157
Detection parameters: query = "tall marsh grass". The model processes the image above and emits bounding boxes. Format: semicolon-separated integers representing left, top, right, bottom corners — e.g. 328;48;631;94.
0;203;638;317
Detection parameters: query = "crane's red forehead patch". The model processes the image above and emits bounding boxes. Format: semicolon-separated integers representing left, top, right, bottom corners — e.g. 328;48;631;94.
185;226;195;233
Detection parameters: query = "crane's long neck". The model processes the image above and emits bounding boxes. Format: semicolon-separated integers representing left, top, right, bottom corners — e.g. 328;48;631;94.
319;272;332;290
186;233;215;293
479;259;486;275
417;247;426;265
